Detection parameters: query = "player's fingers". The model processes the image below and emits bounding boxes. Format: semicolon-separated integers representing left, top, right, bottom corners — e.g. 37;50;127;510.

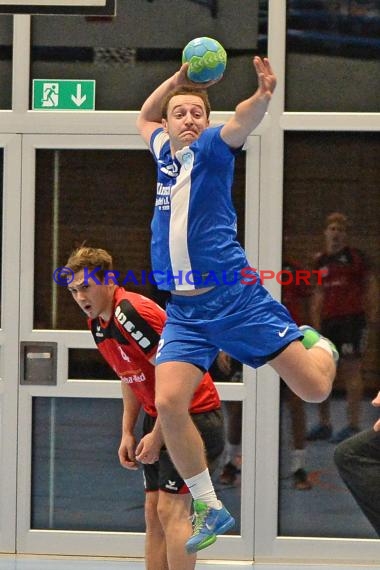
372;391;380;406
121;459;139;470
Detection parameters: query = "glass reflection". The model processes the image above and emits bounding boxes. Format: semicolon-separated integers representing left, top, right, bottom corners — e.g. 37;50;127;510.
69;348;118;380
279;131;380;538
31;1;268;110
286;0;380;111
0;16;13;110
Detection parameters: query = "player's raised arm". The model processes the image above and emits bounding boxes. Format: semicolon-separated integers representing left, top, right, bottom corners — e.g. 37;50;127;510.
136;62;222;147
221;57;276;149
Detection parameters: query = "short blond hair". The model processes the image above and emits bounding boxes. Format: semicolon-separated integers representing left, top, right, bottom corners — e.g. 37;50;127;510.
66;246;113;280
325;212;348;230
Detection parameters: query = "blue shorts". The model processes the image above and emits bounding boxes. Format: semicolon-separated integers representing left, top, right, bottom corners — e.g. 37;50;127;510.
156;280;302;370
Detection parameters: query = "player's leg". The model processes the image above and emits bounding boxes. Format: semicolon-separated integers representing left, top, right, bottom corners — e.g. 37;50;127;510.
210;281;337;403
156;361;235;551
157;492;196;570
307;398;332;441
270;339;336;403
142;419;170;569
329;315;365;442
144;491;169;570
155;360;207;479
155;303;234;553
287;390;312;490
344;357;362;428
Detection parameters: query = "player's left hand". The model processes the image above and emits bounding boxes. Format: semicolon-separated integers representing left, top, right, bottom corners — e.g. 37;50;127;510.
176;63;223;89
135;433;161;464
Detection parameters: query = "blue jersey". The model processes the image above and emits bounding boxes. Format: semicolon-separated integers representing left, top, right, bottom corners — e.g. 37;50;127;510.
150;125;249;291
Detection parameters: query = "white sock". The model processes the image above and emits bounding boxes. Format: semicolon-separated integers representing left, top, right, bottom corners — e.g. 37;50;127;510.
314;338;333;357
184;468;222;509
225;443;241;465
291;449;306;473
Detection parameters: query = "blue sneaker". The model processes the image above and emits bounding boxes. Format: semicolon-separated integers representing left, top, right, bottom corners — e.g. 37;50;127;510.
299;325;339;363
306;423;332;441
185;500;235;553
329;425;360;443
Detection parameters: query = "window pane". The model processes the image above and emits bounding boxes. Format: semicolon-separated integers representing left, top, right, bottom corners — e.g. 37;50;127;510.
32;396;241;534
34;149;156;330
0;16;13;109
286;1;380;111
31;1;267;111
31;397;145;531
69;349;118;380
217;399;242;535
279;131;380;538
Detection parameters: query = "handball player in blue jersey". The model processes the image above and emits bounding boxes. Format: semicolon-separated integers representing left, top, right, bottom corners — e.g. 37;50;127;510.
137;56;338;553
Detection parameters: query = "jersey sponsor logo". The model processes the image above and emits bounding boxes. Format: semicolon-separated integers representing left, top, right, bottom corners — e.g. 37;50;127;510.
120;372;146;384
155;183;171;210
115;305;152;350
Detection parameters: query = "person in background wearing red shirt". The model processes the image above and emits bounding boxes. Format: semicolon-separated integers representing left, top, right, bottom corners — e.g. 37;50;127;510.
65;246;225;570
307;213;379;443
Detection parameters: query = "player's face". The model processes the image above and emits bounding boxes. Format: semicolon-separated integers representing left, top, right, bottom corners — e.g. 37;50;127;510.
324;223;347;252
68;269;114;321
163;94;209;150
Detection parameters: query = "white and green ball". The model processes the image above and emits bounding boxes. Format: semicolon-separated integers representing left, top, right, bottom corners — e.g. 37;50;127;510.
182;37;227;83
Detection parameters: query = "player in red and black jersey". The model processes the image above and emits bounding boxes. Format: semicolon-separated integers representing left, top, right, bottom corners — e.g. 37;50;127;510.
66;246;224;570
308;213;379;443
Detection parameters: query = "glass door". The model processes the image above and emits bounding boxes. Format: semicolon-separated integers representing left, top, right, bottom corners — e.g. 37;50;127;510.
15;134;256;561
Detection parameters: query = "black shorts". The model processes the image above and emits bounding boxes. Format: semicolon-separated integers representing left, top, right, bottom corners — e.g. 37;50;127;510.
321;314;367;358
142;409;225;494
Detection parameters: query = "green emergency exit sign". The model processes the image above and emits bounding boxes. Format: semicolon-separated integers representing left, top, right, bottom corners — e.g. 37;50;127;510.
32;80;95;110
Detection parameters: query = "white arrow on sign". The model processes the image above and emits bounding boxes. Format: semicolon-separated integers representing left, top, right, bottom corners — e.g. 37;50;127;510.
71;84;87;107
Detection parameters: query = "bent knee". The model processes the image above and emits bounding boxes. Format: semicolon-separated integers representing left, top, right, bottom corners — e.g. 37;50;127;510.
299;379;332;404
155;395;189;416
156;493;191;529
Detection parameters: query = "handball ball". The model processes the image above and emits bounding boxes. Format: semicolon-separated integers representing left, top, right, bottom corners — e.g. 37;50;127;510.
182;37;227;83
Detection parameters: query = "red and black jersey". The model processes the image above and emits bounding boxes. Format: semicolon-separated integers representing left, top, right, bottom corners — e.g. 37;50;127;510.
88;287;220;416
281;258;310;325
313;246;370;319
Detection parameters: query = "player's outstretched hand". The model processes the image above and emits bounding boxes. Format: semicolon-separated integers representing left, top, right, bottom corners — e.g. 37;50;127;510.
253;56;276;101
